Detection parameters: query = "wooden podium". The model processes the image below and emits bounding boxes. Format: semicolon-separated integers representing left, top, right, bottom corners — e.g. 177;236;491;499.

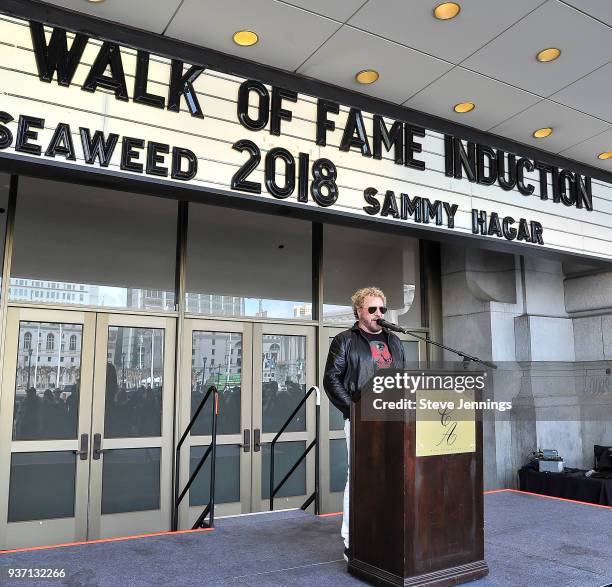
347;392;489;586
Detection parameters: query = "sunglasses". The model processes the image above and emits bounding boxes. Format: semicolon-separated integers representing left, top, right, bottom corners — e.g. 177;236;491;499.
366;306;387;315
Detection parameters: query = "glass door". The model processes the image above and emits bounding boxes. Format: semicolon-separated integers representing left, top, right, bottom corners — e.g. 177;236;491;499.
87;314;175;539
177;320;317;526
179;320;253;527
0;308;96;549
0;309;176;549
252;323;316;512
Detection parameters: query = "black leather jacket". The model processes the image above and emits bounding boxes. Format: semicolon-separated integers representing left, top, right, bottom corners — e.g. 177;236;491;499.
323;323;406;419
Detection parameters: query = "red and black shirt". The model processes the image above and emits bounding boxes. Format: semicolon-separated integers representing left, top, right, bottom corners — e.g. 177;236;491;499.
361;330;393;370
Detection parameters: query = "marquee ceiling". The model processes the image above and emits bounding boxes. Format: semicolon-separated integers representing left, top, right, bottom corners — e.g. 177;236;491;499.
33;0;612;173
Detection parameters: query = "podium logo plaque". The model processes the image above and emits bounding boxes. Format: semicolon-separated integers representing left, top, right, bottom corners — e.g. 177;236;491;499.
416;389;476;457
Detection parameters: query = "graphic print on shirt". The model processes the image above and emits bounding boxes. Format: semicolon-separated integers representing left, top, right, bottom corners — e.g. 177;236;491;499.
370;340;393;370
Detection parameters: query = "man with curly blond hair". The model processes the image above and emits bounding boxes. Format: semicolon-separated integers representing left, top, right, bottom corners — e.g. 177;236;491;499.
323;286;406;562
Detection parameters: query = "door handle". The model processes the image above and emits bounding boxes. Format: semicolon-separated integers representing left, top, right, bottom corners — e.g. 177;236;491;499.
93;433;104;460
254;428;261;452
74;433;89;460
242;429;251;452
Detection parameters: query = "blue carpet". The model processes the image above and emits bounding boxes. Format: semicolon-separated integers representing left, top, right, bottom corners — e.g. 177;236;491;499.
0;492;610;586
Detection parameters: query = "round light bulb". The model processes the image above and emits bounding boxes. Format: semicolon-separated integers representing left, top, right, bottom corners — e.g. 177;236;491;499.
454;102;475;113
355;69;380;84
536;48;561;62
434;2;461;20
533;127;553;139
233;30;259;46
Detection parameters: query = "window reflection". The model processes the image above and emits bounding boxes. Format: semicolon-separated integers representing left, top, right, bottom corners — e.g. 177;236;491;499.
190;331;242;436
12;322;82;441
262;335;307;433
104;327;164;438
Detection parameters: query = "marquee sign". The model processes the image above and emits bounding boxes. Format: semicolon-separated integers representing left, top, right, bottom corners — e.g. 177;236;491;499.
1;15;611;259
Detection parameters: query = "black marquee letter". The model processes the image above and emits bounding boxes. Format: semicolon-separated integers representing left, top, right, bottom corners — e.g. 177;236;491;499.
172;147;198;180
168;61;204;118
516;158;535;195
372;115;403;165
558;169;576;206
363;187;380;215
134;51;165;109
502;216;517;240
82;42;129;101
30;22;88;86
422;199;443;225
237;80;269;131
476;145;497;185
575;175;593;211
444;135;454;177
270;87;296;136
405;125;425;170
0;112;14;150
316;100;339;146
79;128;119;167
45;123;76;160
146;142;170;177
497;151;517;191
120;137;144;173
401;194;421;222
453;138;476;182
535;161;552;201
381;191;399;218
16;115;44;155
340;108;371;156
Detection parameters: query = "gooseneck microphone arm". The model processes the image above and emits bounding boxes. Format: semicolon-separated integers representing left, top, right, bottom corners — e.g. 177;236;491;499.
376;318;498;370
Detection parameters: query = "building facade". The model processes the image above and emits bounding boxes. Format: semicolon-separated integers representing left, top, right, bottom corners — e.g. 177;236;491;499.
0;1;610;550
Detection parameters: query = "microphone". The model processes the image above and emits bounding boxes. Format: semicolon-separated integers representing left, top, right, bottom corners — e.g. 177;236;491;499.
376;318;406;333
377;318;498;369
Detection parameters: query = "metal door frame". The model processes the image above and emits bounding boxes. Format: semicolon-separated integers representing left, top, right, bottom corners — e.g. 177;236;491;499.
0;307;95;549
0;308;176;548
178;319;253;528
251;322;317;512
88;313;176;540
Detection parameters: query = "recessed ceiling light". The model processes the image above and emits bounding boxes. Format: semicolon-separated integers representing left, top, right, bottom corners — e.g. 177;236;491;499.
355;69;379;84
533;127;553;139
536;48;561;62
598;151;612;160
86;0;105;3
454;102;475;113
233;30;259;47
434;2;461;20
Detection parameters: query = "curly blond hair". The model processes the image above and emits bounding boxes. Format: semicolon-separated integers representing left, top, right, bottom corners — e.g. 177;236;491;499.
351;287;386;319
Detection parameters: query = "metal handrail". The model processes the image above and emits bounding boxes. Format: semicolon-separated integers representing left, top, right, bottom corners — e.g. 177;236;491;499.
269;385;320;514
172;385;219;531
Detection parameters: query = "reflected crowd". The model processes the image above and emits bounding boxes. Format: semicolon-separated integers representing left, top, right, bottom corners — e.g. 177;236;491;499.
13;383;79;440
105;363;162;438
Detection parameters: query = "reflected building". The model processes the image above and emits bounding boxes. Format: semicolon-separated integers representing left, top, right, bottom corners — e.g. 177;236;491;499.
9;278;99;305
192;331;242;390
262;335;305;388
16;322;82;393
129;289;175;311
185;293;245;316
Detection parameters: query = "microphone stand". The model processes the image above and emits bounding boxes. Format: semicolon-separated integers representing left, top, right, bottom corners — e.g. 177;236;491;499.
382;323;498;370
